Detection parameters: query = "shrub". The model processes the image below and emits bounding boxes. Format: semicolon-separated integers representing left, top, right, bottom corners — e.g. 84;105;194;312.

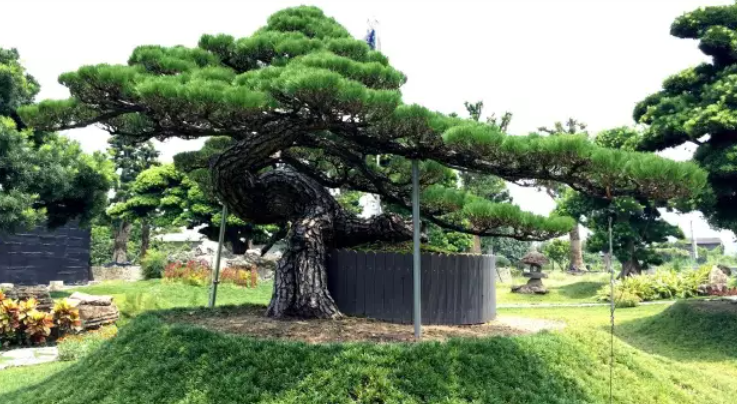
58;325;118;361
164;260;212;286
53;299;82;335
615;290;641;308
0;295;82;347
597;265;711;303
495;255;511;267
141;249;167;279
221;266;258;288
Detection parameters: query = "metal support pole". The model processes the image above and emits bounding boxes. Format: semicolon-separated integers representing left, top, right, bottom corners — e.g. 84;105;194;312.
608;216;614;404
690;220;698;269
411;159;422;340
209;205;228;308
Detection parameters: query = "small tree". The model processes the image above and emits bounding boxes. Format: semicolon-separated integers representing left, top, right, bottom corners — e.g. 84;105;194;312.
543;239;570;271
106;137;159;262
21;7;706;318
557;127;685;277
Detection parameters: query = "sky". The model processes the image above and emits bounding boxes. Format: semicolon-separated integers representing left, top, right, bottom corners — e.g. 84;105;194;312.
1;0;735;252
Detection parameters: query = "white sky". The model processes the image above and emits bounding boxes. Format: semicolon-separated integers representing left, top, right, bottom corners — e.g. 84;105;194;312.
2;0;735;252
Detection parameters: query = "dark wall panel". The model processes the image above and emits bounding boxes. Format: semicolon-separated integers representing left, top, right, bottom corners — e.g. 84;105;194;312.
0;223;91;285
327;250;497;325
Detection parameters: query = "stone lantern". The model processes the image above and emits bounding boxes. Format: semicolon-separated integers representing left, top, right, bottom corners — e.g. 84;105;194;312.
511;250;549;294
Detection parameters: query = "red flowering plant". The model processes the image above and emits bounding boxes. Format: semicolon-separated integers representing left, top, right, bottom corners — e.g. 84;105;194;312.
164;259;212;286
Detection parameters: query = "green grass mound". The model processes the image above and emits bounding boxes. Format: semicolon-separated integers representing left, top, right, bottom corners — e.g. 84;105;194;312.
2;305;737;404
618;299;737;361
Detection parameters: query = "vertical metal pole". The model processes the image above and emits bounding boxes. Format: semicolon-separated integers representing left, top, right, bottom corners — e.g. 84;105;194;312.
411;159;422;340
608;216;614;404
690;220;698;269
209;205;228;308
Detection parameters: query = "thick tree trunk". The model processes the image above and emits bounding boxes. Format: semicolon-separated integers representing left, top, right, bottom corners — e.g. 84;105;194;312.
471;235;482;254
617;242;641;278
211;132;414;319
111;221;132;264
568;223;585;272
140;220;151;259
267;211;340;318
619;260;642;278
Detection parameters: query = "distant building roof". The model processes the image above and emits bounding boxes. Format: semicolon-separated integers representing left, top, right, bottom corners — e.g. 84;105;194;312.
686;237;723;245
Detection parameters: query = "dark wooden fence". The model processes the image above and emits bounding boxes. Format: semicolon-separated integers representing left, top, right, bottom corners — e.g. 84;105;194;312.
326;250;496;325
0;223;91;285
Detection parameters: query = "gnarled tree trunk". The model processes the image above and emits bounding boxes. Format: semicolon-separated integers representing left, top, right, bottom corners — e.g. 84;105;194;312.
212;134;414;319
112;221;132;264
568;223;585;272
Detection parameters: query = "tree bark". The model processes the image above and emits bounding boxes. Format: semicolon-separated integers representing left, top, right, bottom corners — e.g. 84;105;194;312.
568;223;585;272
471;235;482;254
617;241;641;278
111;221;132;264
211;131;415;319
140;220;151;259
619;259;642;278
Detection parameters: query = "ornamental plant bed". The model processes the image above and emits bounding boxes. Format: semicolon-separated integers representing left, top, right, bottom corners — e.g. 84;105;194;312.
165;305;562;343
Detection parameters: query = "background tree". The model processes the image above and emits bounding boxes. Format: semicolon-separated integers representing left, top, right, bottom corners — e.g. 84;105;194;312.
535;118;588;272
106;137;159;262
635;3;737;233
482;237;532;266
461;101;513;253
542;239;570;270
21;6;705;318
557;127;684;277
114;140;277;255
0;47;112;233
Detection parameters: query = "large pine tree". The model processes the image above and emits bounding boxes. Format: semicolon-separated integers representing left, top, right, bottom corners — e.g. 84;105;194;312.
21;7;705;318
636;3;737;233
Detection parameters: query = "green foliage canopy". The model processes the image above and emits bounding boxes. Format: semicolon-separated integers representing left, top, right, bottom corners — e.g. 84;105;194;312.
0;48;113;232
635;3;737;233
19;6;707;241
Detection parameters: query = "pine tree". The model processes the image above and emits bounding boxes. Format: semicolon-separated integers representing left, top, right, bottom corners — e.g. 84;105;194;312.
112;139;276;255
534;119;588;272
636;3;737;233
460;101;512;253
21;7;706;318
557;127;684;277
106;137;159;262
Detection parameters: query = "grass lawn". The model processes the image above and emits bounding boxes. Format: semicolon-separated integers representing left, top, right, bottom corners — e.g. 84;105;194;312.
497;271;609;304
51;279;273;326
1;279;735;403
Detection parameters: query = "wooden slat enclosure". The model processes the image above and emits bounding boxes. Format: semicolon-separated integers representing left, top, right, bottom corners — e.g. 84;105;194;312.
327;250;496;325
0;223;91;285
